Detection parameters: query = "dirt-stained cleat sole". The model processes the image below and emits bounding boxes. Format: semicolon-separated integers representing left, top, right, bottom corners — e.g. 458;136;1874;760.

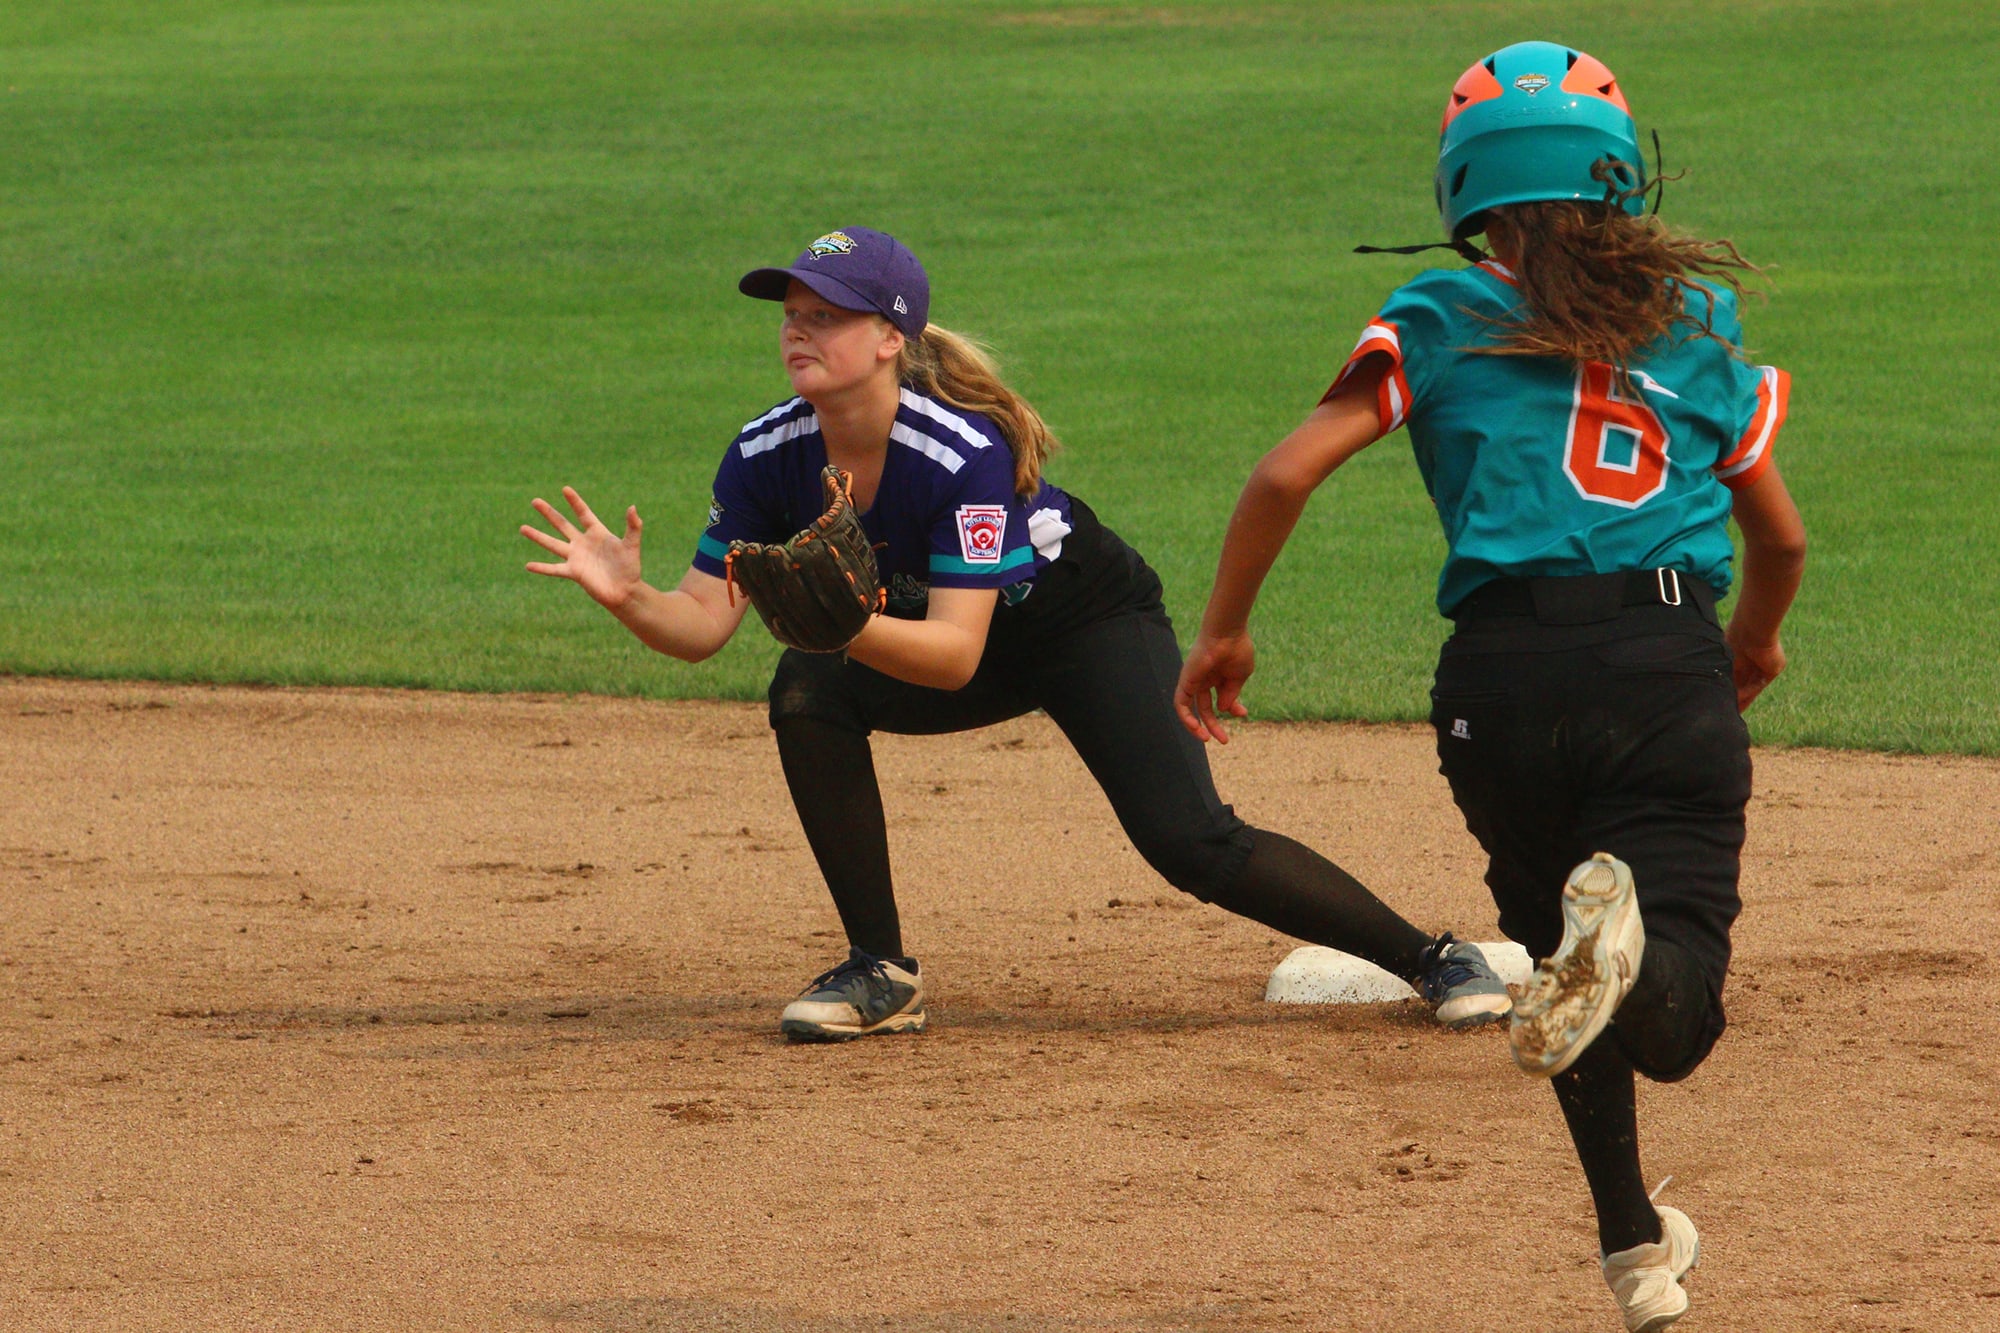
1602;1204;1699;1332
1509;852;1644;1077
779;949;926;1042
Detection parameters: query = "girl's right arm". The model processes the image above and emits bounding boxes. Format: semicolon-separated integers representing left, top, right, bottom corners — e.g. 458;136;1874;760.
1175;373;1387;743
1723;463;1806;710
523;487;749;662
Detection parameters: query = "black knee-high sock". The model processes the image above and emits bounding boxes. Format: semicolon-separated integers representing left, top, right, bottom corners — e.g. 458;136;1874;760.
1205;829;1433;979
1610;936;1708;1076
1552;1039;1662;1255
773;717;902;959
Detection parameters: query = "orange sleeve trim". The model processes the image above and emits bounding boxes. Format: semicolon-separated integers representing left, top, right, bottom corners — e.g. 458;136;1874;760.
1322;320;1408;437
1722;448;1774;490
1715;366;1789;490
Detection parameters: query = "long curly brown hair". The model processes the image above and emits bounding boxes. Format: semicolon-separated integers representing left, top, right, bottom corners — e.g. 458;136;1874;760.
1480;170;1762;371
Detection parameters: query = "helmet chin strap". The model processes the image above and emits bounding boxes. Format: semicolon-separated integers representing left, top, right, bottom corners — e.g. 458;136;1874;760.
1360;130;1665;265
1649;130;1666;216
1353;237;1489;263
1595;134;1670;215
1360;129;1672;264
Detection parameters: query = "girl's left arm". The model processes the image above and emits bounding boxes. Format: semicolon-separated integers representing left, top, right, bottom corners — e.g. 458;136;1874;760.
1724;462;1807;711
844;586;998;691
1176;374;1387;743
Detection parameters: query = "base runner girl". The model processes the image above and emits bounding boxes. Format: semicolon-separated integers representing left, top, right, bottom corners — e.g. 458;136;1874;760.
522;225;1511;1043
1176;42;1806;1333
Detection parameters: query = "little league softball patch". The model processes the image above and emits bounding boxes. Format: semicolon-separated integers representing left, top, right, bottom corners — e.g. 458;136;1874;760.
955;505;1007;564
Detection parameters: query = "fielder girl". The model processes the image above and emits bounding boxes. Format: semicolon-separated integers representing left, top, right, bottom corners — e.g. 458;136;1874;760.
522;226;1509;1041
1176;43;1805;1333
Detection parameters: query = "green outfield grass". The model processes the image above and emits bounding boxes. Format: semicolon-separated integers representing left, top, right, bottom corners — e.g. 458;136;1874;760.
3;1;1995;752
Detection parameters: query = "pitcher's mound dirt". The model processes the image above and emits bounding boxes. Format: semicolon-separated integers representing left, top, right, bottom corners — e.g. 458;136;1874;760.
3;678;1996;1332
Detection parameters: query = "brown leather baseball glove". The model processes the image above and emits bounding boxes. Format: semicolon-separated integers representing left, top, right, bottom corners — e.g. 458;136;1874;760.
725;466;885;653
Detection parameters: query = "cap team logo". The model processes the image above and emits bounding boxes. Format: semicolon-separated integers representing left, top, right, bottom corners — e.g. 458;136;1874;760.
808;231;857;258
955;505;1007;564
1514;73;1550;95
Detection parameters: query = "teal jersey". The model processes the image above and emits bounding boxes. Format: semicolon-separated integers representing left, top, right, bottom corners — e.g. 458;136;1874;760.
1330;261;1789;615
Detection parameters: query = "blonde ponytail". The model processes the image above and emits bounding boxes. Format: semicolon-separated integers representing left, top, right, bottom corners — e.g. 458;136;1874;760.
898;324;1058;496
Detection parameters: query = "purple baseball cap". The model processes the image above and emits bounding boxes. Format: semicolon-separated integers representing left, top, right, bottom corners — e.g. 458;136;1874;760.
738;226;930;338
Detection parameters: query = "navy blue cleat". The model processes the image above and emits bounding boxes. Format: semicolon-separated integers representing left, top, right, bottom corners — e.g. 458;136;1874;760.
1415;933;1513;1029
780;948;926;1042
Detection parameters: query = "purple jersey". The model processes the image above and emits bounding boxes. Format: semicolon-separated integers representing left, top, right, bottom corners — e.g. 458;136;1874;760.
693;389;1076;615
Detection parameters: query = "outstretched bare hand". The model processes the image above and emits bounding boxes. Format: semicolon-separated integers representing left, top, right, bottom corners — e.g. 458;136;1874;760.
521;487;644;611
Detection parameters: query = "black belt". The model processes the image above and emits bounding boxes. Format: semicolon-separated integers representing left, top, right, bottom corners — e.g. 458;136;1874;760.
1451;569;1718;625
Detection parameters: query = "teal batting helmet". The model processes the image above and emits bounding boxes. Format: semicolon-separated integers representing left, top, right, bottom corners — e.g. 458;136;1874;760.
1436;41;1647;242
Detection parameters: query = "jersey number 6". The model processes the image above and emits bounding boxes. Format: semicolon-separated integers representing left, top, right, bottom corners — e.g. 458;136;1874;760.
1564;361;1670;508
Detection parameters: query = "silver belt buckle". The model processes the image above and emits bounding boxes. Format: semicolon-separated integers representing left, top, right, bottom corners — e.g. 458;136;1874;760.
1656;567;1683;607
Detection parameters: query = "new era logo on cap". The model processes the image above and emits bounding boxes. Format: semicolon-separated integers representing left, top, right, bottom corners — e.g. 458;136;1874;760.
893;295;908;314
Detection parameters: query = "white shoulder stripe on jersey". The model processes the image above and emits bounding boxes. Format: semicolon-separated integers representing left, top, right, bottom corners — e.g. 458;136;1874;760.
889;421;966;474
1715;366;1780;480
898;389;994;454
738;408;820;459
737;397;807;438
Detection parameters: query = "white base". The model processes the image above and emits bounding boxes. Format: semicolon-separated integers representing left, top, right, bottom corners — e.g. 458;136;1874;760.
1264;942;1535;1005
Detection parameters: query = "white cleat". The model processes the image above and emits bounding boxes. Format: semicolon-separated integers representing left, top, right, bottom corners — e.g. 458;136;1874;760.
1602;1205;1700;1332
1509;852;1644;1077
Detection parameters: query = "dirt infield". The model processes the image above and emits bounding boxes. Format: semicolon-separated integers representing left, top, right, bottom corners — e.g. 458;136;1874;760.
4;676;1996;1333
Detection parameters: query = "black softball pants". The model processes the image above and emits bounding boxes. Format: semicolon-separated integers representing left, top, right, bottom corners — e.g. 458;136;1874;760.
1430;596;1750;1082
1430;579;1752;1255
766;512;1433;977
